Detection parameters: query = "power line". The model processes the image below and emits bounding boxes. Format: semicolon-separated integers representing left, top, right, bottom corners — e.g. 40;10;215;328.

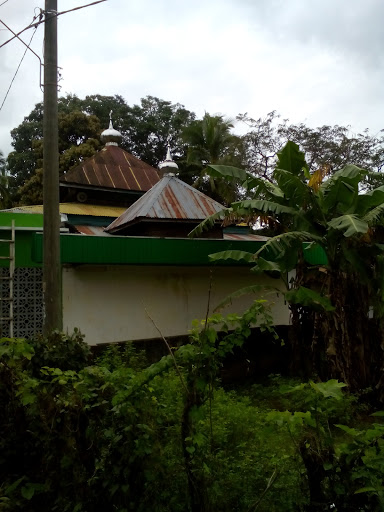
0;17;42;62
0;16;44;88
0;10;43;50
0;0;107;49
58;0;107;16
0;0;10;7
0;26;38;112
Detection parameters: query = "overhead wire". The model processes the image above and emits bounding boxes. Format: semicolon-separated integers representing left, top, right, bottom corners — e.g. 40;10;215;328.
0;0;108;108
0;0;107;49
0;8;43;50
0;25;38;112
57;0;107;16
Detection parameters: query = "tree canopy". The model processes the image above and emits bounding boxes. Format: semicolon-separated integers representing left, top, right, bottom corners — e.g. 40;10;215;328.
0;150;10;208
7;94;196;204
181;113;244;205
5;96;384;206
239;111;384;186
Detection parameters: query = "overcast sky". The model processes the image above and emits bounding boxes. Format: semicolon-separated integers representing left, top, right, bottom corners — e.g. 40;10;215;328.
0;0;383;157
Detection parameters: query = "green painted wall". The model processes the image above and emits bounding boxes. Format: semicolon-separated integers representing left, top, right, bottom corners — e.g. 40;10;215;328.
0;212;44;268
0;212;43;228
0;211;328;268
0;231;42;268
303;243;327;265
32;234;265;266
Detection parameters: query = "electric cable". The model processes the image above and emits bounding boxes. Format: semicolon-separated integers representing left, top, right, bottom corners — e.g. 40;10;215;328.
0;0;107;49
0;25;37;112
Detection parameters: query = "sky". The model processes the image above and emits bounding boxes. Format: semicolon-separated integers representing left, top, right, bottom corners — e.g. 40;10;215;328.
0;0;383;157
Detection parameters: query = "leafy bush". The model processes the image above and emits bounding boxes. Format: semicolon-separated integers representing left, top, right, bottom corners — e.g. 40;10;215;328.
1;312;383;511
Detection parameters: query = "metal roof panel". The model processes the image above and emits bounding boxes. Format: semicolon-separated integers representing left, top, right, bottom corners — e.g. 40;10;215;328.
106;175;225;233
4;204;126;217
61;145;159;191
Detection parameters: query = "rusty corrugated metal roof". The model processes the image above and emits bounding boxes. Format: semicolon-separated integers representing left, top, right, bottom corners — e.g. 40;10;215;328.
61;145;159;192
223;233;269;241
72;225;269;241
5;203;126;217
72;225;111;236
106;174;225;233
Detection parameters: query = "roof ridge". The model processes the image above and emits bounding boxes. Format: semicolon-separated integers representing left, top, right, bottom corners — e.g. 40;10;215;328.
105;174;225;234
127;175;170;217
166;174;224;208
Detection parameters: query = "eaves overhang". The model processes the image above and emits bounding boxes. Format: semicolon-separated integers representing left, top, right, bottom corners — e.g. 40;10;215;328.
59;182;145;196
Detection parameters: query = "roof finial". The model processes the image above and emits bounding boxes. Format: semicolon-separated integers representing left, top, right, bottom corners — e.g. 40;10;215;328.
158;145;179;176
101;110;122;146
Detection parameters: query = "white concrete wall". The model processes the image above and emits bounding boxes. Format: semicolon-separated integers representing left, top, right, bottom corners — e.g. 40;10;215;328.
62;265;290;345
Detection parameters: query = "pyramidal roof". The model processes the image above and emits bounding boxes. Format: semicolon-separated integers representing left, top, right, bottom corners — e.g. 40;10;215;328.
60;145;160;192
105;174;225;234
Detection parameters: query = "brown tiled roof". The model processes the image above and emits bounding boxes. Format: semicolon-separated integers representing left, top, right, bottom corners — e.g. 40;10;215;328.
60;145;159;192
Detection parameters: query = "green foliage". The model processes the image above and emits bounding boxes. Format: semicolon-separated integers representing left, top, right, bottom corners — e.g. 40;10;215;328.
285;287;335;312
239;110;384;184
267;379;384;511
0;150;10;209
275;140;309;178
198;140;384;393
182;113;244;205
95;342;149;371
328;214;369;237
7;94;195;204
1;317;383;511
27;328;91;373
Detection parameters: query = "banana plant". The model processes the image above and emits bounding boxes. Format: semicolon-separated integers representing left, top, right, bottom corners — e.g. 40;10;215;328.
190;141;384;392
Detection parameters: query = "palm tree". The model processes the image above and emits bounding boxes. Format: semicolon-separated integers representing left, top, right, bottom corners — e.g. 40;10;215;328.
181;113;243;205
192;141;384;393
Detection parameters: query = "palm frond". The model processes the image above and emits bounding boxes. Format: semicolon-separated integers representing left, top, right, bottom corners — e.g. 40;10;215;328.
285;286;335;312
232;199;298;217
208;250;256;263
255;231;323;260
273;169;311;207
246;179;284;198
327;214;369;237
363;202;384;226
207;164;283;197
213;284;281;312
320;164;365;197
274;140;309;177
188;208;231;238
207;164;248;182
356;185;384;216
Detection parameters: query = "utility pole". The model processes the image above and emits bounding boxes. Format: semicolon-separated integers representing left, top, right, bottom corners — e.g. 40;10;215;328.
43;0;62;334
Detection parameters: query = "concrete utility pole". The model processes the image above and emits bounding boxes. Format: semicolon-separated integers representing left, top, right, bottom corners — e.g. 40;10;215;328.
43;0;62;334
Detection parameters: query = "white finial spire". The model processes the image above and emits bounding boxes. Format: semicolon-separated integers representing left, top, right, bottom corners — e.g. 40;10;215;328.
158;145;179;176
101;110;122;146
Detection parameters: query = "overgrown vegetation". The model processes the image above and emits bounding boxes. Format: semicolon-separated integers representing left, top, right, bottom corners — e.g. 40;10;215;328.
1;302;384;511
191;141;384;394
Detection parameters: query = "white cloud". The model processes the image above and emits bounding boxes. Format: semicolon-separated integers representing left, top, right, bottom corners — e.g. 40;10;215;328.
0;0;383;157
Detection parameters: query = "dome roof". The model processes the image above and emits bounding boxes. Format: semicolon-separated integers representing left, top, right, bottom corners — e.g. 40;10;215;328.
101;111;122;146
158;146;178;175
